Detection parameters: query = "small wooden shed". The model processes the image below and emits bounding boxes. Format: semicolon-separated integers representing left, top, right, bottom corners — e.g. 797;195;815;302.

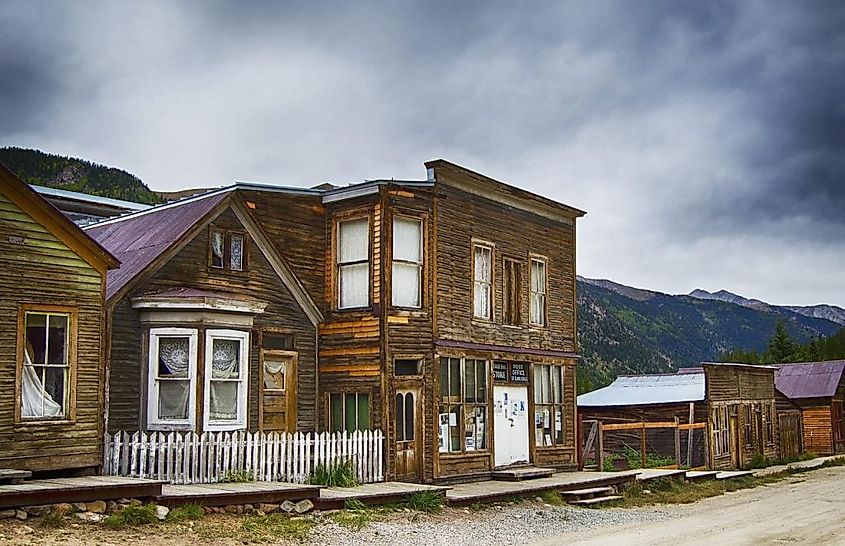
0;164;118;474
775;360;845;456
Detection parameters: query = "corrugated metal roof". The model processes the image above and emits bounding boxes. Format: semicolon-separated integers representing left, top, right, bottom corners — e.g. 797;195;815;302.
578;373;705;407
32;184;151;211
86;192;228;300
774;360;845;400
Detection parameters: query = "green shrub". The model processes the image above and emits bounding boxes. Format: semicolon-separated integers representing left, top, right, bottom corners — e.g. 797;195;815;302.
104;504;159;527
307;459;358;487
539;490;565;506
746;453;767;470
220;469;255;483
602;453;618;472
39;508;66;528
407;490;443;513
167;503;205;522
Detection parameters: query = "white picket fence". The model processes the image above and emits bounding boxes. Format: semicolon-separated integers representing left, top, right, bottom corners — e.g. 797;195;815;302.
103;430;384;485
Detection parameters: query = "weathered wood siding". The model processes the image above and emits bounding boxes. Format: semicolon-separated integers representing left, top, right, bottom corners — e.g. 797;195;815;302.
0;191;106;472
801;406;833;455
107;207;317;432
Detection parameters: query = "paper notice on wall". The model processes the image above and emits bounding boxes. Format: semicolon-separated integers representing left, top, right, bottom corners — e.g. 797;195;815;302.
449;413;457;426
555;410;562;432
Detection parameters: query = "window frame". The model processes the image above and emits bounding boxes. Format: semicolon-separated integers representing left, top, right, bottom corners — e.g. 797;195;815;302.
438;357;489;454
391;215;424;309
533;364;566;448
335;216;371;310
502;257;523;326
208;226;248;273
328;391;371;433
472;242;494;321
147;327;199;430
743;404;754;447
203;329;250;432
16;304;78;424
529;255;548;327
764;402;775;446
711;405;731;457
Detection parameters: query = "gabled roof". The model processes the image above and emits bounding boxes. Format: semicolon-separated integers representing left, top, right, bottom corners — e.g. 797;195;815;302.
774;360;845;400
578;372;705;407
86;191;228;301
0;162;119;274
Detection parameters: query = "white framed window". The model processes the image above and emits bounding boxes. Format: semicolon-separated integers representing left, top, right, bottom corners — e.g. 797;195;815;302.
392;217;423;308
473;244;493;319
530;257;547;326
19;309;74;420
204;329;250;431
147;328;198;429
337;218;370;308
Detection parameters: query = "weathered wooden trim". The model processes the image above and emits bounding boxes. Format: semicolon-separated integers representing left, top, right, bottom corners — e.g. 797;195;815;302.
434;339;578;359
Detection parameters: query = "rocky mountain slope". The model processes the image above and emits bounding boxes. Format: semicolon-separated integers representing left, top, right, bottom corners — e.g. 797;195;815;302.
689;288;845;326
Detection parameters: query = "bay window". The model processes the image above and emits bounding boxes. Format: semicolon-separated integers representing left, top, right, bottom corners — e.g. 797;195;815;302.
473;245;492;319
530;257;547;326
392;217;423;308
204;329;249;430
534;364;565;447
439;357;488;453
337;218;370;308
148;328;198;428
20;308;75;420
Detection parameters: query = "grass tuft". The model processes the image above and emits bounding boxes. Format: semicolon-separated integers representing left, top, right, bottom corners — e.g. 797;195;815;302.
539;490;565;506
103;504;159;527
307;459;358;488
220;469;255;483
167;503;205;523
407;490;444;513
39;508;66;528
240;513;314;542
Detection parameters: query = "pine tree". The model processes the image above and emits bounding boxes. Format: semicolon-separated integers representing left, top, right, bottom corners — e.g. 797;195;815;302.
765;321;796;364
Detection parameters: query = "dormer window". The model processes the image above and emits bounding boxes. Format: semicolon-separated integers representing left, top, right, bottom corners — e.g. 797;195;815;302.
210;228;246;272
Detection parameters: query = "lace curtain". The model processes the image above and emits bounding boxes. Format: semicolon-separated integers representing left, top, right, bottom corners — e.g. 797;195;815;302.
473;247;491;318
530;260;546;324
157;337;190;420
209;339;240;421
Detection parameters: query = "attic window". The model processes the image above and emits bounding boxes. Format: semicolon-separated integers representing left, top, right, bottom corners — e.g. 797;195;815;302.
210;228;247;272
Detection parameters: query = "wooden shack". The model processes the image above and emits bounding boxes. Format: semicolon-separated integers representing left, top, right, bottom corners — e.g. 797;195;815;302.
703;363;780;470
87;189;322;435
775;360;845;455
0;164;118;474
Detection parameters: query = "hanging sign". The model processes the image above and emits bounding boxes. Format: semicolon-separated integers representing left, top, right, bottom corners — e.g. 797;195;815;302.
492;361;508;382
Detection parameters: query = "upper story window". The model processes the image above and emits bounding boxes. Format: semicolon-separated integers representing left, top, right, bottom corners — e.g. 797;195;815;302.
210;228;246;272
392;217;423;308
530;257;547;326
473;244;493;319
337;218;370;309
503;259;523;325
19;308;75;421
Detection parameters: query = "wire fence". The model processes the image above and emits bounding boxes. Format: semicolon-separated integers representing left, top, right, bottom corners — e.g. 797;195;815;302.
581;419;707;471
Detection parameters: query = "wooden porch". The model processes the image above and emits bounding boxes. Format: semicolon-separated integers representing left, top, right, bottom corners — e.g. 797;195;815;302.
158;481;322;507
0;476;163;509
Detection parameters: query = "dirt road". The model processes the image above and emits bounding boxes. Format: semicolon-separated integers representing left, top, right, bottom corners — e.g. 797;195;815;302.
532;465;845;546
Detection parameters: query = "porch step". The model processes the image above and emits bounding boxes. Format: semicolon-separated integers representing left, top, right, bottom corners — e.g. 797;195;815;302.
570;495;623;506
684;470;719;482
492;467;556;481
715;470;755;480
0;469;32;485
561;486;614;501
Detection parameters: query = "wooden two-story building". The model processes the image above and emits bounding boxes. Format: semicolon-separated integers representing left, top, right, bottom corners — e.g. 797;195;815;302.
89;160;585;483
0;164;118;474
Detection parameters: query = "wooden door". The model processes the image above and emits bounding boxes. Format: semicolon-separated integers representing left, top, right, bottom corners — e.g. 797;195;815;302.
395;388;420;481
730;412;740;469
779;413;802;459
493;385;530;467
259;350;296;431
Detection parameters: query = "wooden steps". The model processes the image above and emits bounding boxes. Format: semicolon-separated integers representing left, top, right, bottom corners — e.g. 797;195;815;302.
684;470;719;482
561;485;621;506
569;495;623;506
715;470;755;480
0;469;32;485
492;466;556;481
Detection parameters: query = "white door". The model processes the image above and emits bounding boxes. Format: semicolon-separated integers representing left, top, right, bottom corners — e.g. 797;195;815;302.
494;385;530;467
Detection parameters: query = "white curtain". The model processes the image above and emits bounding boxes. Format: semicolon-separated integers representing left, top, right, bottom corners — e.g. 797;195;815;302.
158;381;190;420
530;260;546;324
21;350;62;418
263;359;286;390
392;263;421;307
393;218;421;262
211;231;225;265
339;219;369;263
392;218;422;307
340;263;368;308
209;339;240;421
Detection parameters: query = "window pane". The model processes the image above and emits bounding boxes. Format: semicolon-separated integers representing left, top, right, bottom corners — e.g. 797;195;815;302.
21;365;63;417
345;393;357;431
24;313;47;364
464;361;477;403
474;247;491;282
395;359;420;376
534;365;544;403
476;361;487;402
211;338;240;379
263;358;286;390
158;337;190;378
357;394;370;430
474;282;489;318
393;218;422;262
47;315;68;365
339;218;369;263
404;393;415;441
449;358;461;398
209;381;238;421
474;406;486;449
230;233;244;271
392;262;421;307
542;366;551;404
552;367;562;403
158;380;190;420
449;406;461;452
211;231;225;267
554;408;564;444
396;394;405;442
339;263;369;308
439;360;449;402
330;394;343;432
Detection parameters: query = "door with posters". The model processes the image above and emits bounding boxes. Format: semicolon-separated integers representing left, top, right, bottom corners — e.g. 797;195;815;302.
494;382;530;467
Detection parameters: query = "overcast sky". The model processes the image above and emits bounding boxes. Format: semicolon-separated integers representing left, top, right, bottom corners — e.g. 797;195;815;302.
2;1;843;307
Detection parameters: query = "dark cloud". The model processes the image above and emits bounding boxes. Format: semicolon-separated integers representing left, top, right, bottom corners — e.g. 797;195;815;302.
0;0;843;306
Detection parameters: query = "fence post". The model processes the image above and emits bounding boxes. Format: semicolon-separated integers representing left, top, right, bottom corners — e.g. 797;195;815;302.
674;418;681;468
640;423;647;469
597;422;604;472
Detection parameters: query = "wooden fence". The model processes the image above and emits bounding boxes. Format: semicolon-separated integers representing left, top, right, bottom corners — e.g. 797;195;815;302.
104;430;384;485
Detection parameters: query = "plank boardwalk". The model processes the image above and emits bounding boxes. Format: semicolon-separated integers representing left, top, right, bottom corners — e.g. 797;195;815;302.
158;481;322;507
0;476;162;509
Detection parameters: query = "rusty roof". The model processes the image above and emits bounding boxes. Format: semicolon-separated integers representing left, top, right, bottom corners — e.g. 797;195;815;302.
86;191;228;301
774;360;845;400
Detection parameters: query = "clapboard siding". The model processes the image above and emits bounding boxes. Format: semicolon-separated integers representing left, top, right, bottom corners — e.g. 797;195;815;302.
107;207;317;433
802;406;833;455
0;191;106;472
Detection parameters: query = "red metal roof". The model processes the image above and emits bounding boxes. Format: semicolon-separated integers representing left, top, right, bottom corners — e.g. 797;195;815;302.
86;192;228;300
775;360;845;400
